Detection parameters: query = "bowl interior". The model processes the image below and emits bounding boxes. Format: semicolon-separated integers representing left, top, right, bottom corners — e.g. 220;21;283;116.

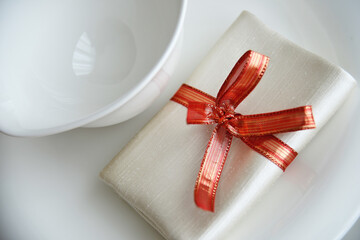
0;0;183;134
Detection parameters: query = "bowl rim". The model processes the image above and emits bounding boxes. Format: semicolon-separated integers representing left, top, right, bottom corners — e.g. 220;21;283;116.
1;0;187;137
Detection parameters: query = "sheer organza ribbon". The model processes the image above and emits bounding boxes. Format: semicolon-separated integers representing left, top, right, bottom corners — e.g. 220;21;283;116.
171;50;316;212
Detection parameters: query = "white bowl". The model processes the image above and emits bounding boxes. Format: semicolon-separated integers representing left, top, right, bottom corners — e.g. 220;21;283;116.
0;0;186;137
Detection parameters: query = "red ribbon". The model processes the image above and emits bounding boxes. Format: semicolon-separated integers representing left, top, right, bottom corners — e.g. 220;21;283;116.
171;50;316;212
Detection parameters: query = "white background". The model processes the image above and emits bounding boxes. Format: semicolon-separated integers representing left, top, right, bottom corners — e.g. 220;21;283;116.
1;0;359;239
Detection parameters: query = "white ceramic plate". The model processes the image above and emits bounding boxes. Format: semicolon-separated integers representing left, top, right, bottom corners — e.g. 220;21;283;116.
1;0;359;239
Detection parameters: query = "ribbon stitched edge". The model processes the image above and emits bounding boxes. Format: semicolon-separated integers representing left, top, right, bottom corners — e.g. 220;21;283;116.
170;50;316;212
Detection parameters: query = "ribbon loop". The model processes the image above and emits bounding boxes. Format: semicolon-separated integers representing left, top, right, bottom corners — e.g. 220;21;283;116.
227;106;315;137
216;50;269;108
187;102;217;125
170;50;316;212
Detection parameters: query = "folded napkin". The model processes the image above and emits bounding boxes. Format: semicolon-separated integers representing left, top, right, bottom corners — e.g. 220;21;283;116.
100;11;356;240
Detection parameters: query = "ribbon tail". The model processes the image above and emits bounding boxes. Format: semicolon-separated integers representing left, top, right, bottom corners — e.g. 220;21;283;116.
194;125;233;212
241;135;298;171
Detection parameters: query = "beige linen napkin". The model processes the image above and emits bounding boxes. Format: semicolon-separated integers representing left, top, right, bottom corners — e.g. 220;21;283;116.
100;11;356;240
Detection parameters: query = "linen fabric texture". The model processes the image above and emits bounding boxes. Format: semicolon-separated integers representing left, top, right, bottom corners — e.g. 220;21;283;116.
100;11;356;240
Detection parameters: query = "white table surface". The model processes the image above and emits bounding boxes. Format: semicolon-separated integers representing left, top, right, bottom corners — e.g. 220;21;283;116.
1;0;359;239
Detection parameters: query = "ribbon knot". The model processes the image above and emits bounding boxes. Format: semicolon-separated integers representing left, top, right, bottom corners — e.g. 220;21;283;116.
171;50;316;212
215;105;234;124
217;113;234;125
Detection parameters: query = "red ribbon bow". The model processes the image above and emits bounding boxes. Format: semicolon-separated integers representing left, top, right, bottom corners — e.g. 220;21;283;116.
171;50;316;212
